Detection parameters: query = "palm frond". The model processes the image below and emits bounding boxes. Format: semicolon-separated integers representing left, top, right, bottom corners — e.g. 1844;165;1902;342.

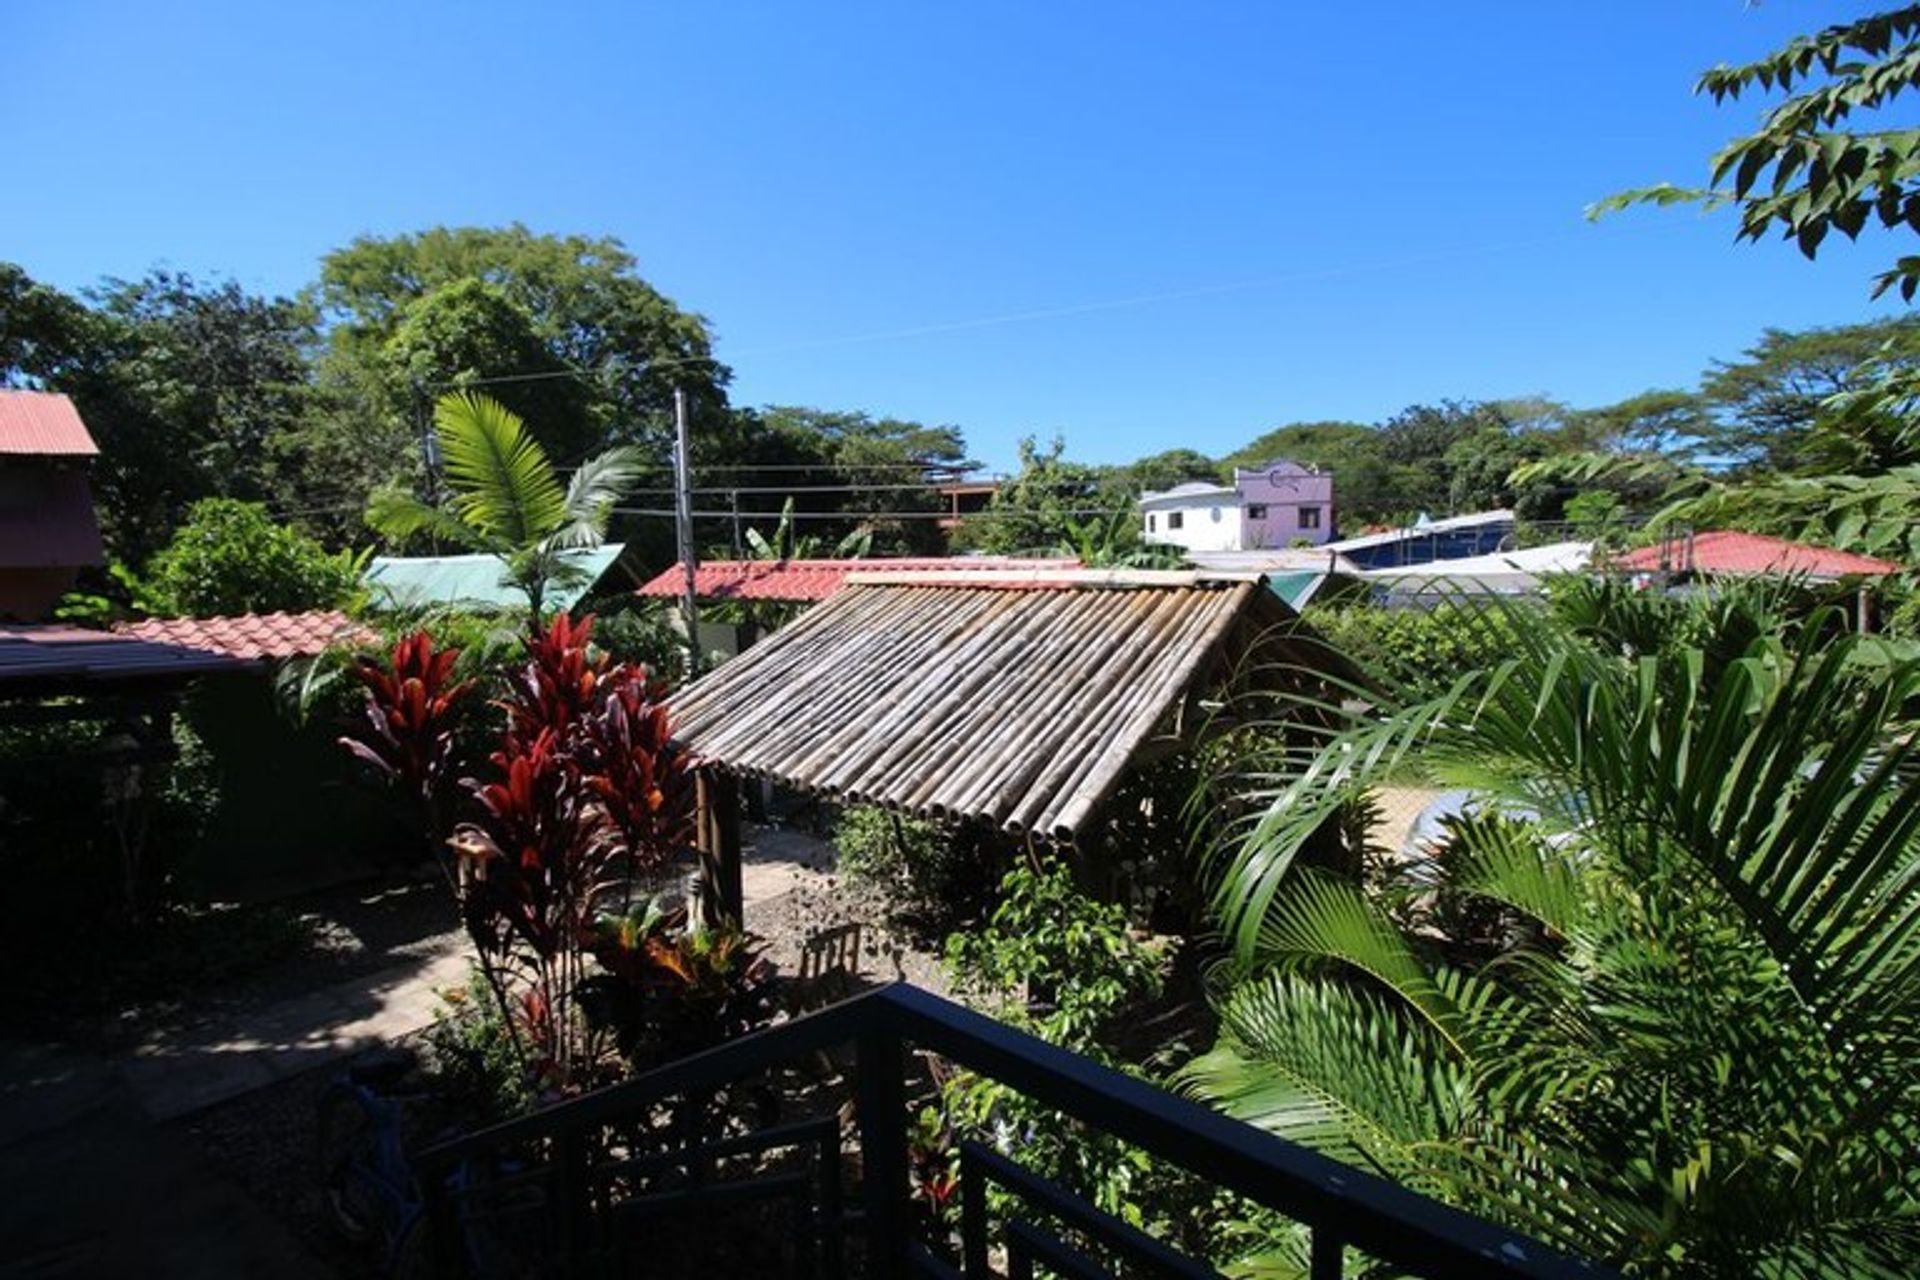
551;445;645;550
1179;972;1465;1184
433;392;569;546
365;487;491;551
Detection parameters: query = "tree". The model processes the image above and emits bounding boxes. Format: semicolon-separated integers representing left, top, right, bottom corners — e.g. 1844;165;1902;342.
1697;318;1920;470
318;224;727;449
1600;8;1920;302
754;406;973;555
0;262;93;386
366;392;642;624
953;435;1120;554
139;498;365;618
1559;388;1710;457
1112;447;1221;495
1;265;320;564
1190;590;1920;1276
311;226;729;550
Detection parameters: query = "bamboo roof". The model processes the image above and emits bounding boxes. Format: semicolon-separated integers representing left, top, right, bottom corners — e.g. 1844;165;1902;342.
670;572;1321;842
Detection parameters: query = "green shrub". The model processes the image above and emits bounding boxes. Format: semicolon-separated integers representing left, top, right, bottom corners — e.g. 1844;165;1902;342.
140;498;366;617
924;859;1202;1234
833;805;1006;936
588;603;684;682
1303;600;1523;697
422;969;535;1122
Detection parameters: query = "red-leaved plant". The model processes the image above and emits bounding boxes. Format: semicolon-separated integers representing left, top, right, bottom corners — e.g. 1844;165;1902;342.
342;616;699;1093
339;629;473;859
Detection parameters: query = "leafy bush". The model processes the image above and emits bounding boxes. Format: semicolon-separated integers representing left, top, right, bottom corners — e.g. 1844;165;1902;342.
139;498;366;617
587;603;684;683
1302;599;1523;698
834;805;1006;937
424;969;537;1121
919;860;1193;1234
1194;600;1920;1275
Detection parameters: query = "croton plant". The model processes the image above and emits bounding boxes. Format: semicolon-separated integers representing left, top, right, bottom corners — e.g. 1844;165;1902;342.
341;614;766;1095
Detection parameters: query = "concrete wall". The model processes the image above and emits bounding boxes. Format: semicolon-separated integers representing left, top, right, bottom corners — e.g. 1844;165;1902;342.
1140;492;1244;552
1233;461;1334;548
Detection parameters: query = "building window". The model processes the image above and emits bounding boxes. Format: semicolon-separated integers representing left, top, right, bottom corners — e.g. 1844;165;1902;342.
1300;507;1322;529
1246;503;1268;520
1146;513;1156;532
1210;506;1222;522
1168;511;1184;531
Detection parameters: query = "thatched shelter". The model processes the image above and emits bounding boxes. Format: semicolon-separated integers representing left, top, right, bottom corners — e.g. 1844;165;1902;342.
667;569;1350;921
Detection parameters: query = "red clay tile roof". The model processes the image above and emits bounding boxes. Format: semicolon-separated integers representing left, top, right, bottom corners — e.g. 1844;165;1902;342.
635;557;1081;604
0;391;99;456
0;624;246;687
117;610;374;661
1611;531;1903;579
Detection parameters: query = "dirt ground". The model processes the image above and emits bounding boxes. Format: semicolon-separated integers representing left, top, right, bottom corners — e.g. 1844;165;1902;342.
175;822;947;1275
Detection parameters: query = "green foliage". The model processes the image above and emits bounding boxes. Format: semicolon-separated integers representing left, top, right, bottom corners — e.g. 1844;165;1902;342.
1193;594;1920;1275
926;859;1181;1229
366;392;641;623
424;969;537;1120
1300;601;1524;699
834;805;1006;937
1699;318;1920;471
756;405;973;555
1599;7;1920;302
138;498;366;617
954;435;1121;554
584;603;683;682
2;265;321;563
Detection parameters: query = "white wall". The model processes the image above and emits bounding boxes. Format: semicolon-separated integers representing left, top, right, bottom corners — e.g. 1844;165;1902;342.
1141;498;1244;552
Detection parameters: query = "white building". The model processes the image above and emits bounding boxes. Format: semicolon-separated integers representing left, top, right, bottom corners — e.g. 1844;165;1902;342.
1137;481;1244;552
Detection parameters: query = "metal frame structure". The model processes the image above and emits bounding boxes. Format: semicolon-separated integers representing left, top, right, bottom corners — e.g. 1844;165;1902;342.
418;983;1612;1280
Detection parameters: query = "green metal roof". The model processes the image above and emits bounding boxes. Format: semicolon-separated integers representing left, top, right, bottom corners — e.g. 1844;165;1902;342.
1264;571;1324;609
366;545;625;612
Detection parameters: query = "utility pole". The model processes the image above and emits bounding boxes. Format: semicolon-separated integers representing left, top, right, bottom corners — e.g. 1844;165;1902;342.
673;387;700;676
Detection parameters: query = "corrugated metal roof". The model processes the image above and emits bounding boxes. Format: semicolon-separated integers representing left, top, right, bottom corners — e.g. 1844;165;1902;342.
1611;531;1902;579
0;625;247;688
635;557;1079;605
366;545;624;611
0;469;104;567
0;392;99;456
670;573;1317;841
117;610;373;661
1321;509;1515;555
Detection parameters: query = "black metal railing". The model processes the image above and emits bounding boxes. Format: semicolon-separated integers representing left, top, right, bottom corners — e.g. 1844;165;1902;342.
417;983;1612;1279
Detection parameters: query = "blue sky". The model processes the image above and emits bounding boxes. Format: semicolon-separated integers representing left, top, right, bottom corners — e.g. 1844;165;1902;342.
4;2;1896;471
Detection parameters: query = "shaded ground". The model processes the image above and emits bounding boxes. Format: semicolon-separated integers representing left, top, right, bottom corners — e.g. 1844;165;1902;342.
4;822;946;1278
0;1041;331;1278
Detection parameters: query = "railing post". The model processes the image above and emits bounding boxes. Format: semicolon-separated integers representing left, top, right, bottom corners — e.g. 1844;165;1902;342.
857;1022;911;1277
1311;1226;1344;1280
421;1158;463;1279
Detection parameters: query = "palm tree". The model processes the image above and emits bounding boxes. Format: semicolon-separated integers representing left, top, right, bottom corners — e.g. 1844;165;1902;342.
1184;591;1920;1277
367;392;643;626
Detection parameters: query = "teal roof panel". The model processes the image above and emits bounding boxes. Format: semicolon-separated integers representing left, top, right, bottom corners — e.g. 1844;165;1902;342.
366;545;624;612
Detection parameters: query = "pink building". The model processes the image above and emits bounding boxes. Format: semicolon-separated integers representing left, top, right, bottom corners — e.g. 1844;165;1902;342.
1233;460;1335;548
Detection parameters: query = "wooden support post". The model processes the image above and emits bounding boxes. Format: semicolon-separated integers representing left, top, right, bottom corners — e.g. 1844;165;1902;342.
694;769;744;928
